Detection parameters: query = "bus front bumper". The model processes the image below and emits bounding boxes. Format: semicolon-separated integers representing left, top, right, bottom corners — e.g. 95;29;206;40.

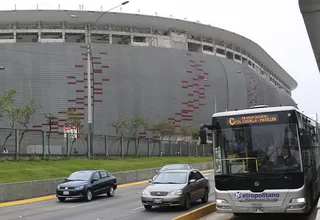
216;203;307;214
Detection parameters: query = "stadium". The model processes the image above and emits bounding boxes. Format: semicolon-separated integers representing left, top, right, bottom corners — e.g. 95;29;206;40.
0;10;298;155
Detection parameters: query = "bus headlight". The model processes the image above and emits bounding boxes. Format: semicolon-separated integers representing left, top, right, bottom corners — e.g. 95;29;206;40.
216;199;230;209
290;198;306;204
216;199;228;204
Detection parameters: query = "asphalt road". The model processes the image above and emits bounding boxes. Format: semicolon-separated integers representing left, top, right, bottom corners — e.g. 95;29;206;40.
0;171;215;220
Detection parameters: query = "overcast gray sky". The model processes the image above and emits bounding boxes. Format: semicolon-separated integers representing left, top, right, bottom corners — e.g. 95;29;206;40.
2;0;319;119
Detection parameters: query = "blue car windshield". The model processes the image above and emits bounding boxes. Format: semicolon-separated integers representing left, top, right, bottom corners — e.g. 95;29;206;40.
68;171;92;181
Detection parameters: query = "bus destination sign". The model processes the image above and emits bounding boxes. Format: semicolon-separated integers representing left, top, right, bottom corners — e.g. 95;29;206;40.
228;114;278;126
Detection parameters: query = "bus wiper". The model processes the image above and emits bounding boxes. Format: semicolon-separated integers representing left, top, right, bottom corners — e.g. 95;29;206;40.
264;172;292;180
219;174;248;183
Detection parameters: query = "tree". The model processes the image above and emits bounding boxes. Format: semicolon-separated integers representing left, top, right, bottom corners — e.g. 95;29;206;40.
190;126;200;140
61;108;84;154
180;125;193;142
44;112;58;155
110;116;129;156
125;116;149;156
1;90;20;149
0;89;16;121
148;121;175;155
18;99;36;147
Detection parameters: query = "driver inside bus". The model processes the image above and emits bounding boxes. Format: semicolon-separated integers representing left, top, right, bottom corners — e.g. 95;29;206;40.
275;146;298;166
265;138;277;163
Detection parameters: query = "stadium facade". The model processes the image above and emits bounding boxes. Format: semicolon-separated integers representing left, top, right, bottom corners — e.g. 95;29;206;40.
0;10;298;138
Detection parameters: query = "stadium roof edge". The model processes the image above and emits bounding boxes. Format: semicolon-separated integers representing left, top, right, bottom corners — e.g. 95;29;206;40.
0;9;298;90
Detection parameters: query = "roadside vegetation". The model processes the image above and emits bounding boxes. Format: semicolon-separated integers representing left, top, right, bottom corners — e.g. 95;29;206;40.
0;156;212;183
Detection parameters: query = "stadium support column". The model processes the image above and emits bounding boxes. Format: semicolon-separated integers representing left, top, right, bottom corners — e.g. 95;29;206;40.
216;56;229;111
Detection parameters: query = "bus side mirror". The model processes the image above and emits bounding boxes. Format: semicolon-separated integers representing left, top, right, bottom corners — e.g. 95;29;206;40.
199;130;207;144
300;132;311;149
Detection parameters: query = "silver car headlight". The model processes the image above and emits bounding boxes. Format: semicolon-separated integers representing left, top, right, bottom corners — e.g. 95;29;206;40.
75;186;85;191
57;185;61;189
142;190;151;196
169;190;183;196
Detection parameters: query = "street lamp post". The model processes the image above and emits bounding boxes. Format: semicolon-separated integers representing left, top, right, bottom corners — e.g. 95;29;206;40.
71;1;130;156
205;71;242;113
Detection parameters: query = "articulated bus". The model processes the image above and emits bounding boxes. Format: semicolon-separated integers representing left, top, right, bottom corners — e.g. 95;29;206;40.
199;105;320;215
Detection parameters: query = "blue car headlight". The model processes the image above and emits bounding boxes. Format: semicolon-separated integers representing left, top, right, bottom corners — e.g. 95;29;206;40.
75;185;85;191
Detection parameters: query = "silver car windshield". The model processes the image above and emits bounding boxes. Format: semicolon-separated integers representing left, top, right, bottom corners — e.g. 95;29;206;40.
153;172;187;184
159;165;186;172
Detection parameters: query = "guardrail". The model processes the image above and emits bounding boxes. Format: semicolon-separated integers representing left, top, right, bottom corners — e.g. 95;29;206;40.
0;162;213;203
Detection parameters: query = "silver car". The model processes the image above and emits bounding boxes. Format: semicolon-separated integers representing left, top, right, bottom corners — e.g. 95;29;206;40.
141;169;210;210
152;164;193;180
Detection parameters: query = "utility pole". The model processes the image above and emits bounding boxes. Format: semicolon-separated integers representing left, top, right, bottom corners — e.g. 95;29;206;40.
71;1;130;156
87;42;93;156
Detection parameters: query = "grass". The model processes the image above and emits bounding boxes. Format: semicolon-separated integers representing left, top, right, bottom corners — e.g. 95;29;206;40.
0;156;212;184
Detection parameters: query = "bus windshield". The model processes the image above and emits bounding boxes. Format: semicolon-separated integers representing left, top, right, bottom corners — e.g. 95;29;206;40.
214;112;302;174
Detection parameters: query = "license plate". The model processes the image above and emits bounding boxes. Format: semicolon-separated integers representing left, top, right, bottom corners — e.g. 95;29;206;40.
63;191;69;195
253;207;264;213
154;198;162;204
252;203;263;213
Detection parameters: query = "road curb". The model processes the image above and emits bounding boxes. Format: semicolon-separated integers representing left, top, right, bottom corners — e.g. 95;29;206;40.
172;202;216;220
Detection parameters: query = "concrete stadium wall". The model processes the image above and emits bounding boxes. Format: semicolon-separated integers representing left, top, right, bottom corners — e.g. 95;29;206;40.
0;162;213;203
0;43;297;154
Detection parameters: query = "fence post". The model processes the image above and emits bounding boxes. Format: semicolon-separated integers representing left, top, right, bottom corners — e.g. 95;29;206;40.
105;135;108;158
87;133;91;158
147;139;151;157
187;142;190;156
66;133;69;158
159;140;162;157
169;140;172;156
195;143;198;157
202;144;205;157
42;131;46;160
121;134;124;158
135;137;139;157
14;129;19;160
179;141;182;156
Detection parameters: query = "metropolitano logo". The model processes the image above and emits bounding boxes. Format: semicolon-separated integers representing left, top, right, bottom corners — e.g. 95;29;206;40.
235;192;242;199
234;192;280;201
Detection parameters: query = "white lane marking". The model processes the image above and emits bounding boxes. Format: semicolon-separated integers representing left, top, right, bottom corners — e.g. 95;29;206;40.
67;201;99;209
132;206;144;211
16;201;100;218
